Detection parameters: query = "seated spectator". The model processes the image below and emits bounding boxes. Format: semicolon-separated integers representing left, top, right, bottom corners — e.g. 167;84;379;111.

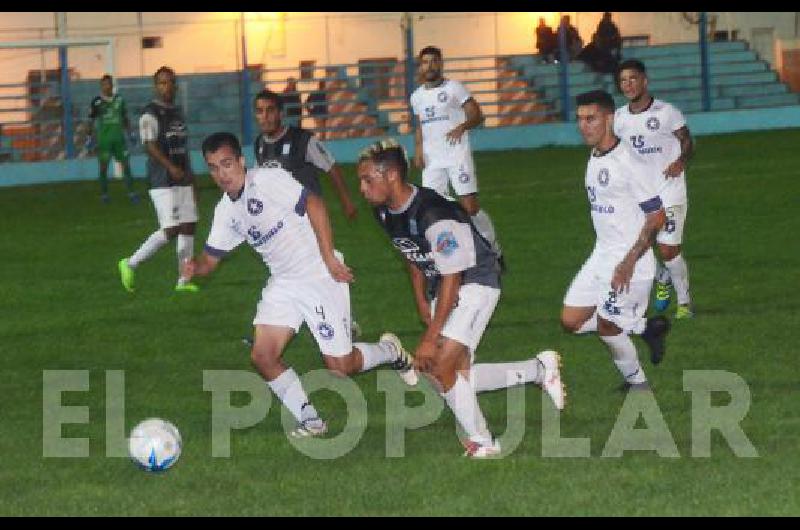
595;12;623;62
281;77;302;126
535;17;557;64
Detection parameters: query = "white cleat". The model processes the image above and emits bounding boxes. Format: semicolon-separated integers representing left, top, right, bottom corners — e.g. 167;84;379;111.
289;418;328;438
537;350;566;411
462;438;502;459
380;332;418;386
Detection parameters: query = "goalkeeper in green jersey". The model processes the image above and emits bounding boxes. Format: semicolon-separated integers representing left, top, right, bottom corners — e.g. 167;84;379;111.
88;74;139;203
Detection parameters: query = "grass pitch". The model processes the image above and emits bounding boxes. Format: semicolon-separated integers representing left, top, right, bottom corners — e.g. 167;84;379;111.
1;129;798;515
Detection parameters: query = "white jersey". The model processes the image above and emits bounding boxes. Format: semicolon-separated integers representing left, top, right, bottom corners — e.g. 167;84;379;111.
410;78;473;169
204;167;328;281
584;140;663;281
614;98;687;206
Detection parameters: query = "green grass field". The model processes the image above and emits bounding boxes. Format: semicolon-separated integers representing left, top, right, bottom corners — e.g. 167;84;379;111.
2;129;798;516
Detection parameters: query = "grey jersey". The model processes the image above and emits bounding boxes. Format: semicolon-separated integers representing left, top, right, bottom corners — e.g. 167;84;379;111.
139;100;192;189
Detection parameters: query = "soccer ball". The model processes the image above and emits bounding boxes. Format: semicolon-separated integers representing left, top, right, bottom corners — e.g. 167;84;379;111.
128;418;182;472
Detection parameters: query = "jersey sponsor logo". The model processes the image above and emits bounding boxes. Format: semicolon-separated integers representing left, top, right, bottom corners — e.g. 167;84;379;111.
598;168;610;186
247;198;263;215
435;231;459;257
646;117;660;131
317;322;335;340
420;116;450;125
260;160;281;169
437;91;448;103
247;220;284;247
391;237;437;276
590;203;616;214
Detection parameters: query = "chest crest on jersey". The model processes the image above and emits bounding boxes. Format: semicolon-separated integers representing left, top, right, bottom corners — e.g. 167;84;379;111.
437;91;448;103
247;198;264;215
646;117;660;131
598;168;610;186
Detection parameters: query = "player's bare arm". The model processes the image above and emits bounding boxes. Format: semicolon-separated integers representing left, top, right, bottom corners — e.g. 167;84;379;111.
612;208;666;293
181;251;220;280
407;262;432;327
144;140;184;182
415;273;461;372
446;97;484;145
414;116;424;169
664;126;694;178
328;164;358;220
306;192;353;283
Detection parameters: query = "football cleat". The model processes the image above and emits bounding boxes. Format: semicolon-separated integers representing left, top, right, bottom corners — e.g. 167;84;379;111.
118;258;135;293
675;304;695;320
536;350;566;410
101;193;110;204
174;282;200;293
381;332;418;386
462;438;501;459
289;418;328;438
641;315;671;365
654;281;672;312
128;191;140;205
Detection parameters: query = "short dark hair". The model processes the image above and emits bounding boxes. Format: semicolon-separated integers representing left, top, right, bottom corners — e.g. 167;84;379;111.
618;59;647;76
254;88;282;110
418;46;442;61
202;132;242;158
357;138;409;181
101;74;113;83
153;66;175;81
575;89;616;114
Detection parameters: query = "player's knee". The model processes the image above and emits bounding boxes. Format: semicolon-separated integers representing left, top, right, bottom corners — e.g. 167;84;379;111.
597;317;622;337
250;346;281;370
560;312;583;333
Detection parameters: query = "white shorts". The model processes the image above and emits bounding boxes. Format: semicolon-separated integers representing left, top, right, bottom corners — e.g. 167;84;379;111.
432;283;501;362
656;204;687;246
253;272;353;357
563;259;651;334
422;156;478;198
149;186;198;229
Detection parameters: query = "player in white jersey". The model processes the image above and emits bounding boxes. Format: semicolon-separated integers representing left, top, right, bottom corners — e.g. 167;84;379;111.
181;132;418;438
410;46;504;266
615;59;695;319
561;90;671;391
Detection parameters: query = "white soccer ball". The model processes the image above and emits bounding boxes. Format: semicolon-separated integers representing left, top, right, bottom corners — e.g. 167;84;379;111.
128;418;182;472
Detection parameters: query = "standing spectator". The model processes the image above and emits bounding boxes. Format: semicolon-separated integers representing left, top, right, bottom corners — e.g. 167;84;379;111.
281;77;302;127
535;17;557;64
558;15;584;61
596;12;623;62
305;81;328;140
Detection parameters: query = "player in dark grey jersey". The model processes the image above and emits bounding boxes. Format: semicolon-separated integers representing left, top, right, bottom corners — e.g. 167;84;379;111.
253;89;357;221
357;138;565;458
117;66;199;293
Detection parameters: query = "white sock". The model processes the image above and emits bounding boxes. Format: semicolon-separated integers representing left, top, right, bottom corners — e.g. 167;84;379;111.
664;254;691;305
176;234;194;283
354;341;395;372
128;229;168;268
442;373;492;445
656;262;672;285
470;359;543;392
266;368;318;423
599;333;647;384
471;209;501;256
576;312;598;334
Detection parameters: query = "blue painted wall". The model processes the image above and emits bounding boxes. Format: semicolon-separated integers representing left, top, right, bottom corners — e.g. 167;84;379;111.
2;105;800;188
